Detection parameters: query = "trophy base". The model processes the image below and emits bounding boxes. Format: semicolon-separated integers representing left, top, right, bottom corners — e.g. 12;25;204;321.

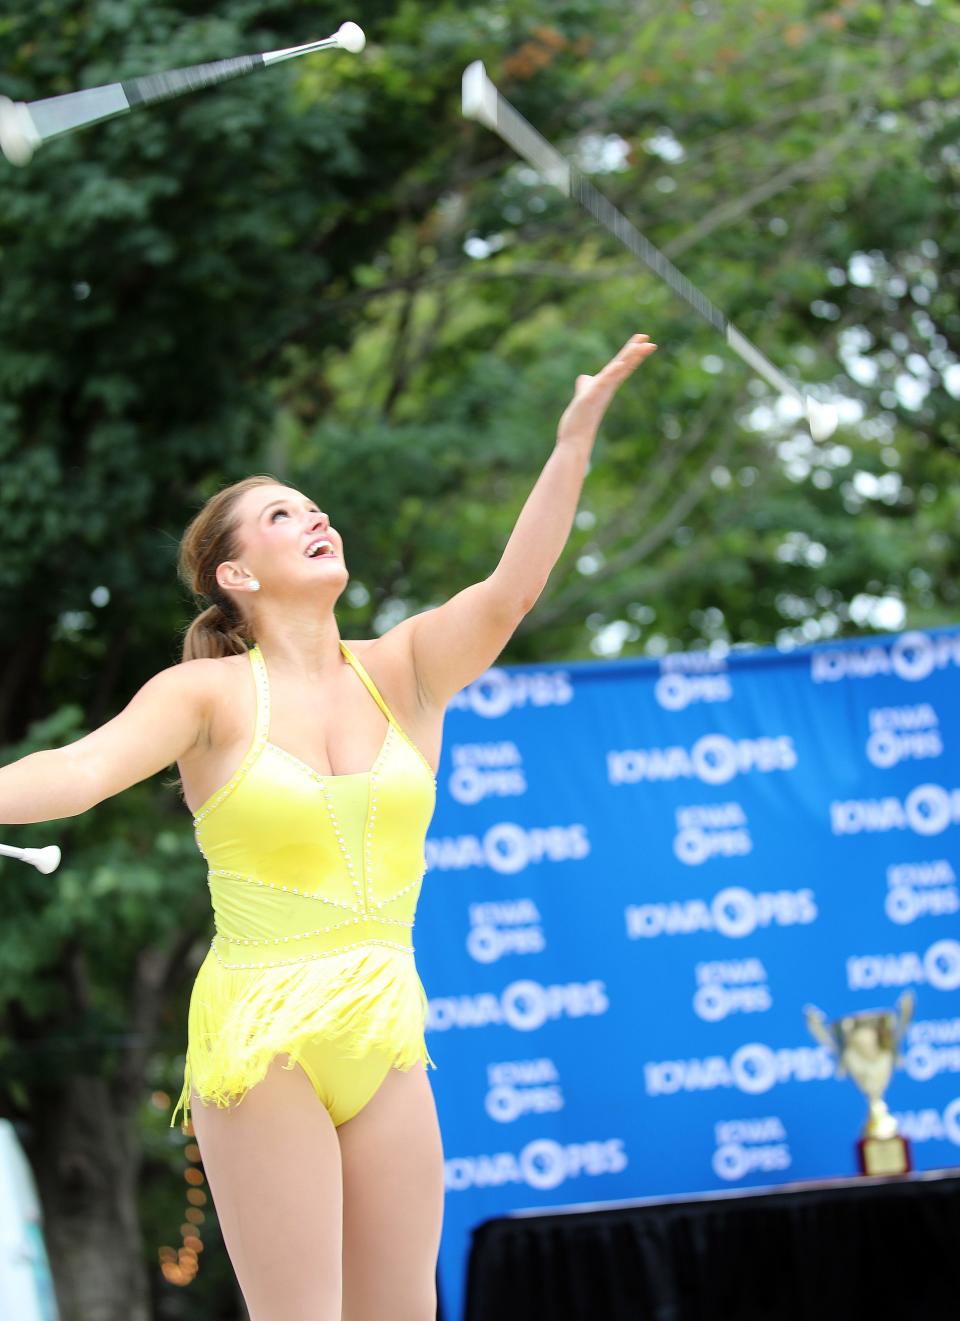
857;1135;912;1177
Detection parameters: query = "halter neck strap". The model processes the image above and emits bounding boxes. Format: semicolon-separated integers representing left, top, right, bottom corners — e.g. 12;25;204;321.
339;641;396;727
249;639;398;736
247;645;272;749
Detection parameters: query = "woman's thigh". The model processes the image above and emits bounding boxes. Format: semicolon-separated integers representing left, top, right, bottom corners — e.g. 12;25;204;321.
338;1062;445;1321
189;1053;343;1321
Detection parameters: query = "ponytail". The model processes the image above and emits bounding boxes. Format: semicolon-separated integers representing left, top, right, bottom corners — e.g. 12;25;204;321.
180;601;250;663
177;473;281;664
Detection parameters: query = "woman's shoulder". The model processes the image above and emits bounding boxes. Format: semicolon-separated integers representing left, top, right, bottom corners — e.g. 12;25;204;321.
173;650;255;758
171;650;253;721
344;628;412;672
174;649;251;684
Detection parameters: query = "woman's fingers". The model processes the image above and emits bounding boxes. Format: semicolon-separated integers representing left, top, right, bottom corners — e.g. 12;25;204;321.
575;336;657;393
559;333;658;440
609;333;658;373
590;334;657;394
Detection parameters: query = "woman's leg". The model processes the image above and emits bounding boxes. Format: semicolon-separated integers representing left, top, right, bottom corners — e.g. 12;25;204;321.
338;1061;445;1321
188;1053;344;1321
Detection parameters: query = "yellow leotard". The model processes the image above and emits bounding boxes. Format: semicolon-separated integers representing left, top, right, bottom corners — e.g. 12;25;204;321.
170;640;437;1130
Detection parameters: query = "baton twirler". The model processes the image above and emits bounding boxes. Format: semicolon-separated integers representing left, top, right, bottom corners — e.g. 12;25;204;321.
0;21;366;166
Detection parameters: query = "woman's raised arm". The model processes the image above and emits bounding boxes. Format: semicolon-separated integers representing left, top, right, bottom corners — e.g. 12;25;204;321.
0;659;220;825
407;333;657;708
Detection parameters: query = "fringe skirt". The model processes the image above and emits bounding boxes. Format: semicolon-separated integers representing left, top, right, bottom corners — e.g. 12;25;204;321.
170;940;433;1130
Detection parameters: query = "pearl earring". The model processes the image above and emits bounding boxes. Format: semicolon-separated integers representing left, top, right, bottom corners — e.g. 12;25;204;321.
247;579;260;592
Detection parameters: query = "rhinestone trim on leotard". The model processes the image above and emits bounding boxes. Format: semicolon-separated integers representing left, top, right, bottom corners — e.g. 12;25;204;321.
192;646;272;826
213;907;414;947
365;763;379;905
206;865;426;914
209;935;414;971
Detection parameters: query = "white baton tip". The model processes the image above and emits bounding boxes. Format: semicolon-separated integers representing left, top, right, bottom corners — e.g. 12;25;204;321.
462;61;495;126
0;96;38;166
462;61;488;121
336;22;366;53
806;398;839;442
26;845;62;874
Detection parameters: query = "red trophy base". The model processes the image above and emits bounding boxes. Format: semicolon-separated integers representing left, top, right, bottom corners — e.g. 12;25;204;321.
857;1134;912;1176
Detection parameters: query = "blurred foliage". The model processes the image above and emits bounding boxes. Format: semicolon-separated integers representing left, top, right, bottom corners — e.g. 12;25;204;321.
0;0;958;1315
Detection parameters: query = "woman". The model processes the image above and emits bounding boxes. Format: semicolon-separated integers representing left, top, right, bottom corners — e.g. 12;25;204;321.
0;333;656;1321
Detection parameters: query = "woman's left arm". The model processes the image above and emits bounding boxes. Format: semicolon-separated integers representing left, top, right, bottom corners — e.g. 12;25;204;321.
408;333;657;707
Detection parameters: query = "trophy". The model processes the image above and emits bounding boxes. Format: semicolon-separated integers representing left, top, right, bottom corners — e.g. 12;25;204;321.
804;991;914;1177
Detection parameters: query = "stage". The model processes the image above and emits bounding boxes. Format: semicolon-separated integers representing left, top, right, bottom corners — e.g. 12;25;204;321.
464;1168;960;1320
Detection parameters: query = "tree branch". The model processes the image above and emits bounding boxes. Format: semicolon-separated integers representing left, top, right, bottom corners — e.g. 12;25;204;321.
527;421;741;632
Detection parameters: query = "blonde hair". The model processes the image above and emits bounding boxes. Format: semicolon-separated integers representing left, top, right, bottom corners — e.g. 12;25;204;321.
178;474;282;661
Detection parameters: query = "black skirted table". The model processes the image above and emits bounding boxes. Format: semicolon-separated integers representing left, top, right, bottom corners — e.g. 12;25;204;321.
464;1170;960;1321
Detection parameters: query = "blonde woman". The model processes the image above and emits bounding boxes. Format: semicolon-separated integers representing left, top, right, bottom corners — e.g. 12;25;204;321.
0;334;655;1321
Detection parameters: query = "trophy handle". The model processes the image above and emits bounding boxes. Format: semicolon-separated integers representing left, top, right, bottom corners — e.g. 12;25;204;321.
894;989;915;1057
804;1004;839;1060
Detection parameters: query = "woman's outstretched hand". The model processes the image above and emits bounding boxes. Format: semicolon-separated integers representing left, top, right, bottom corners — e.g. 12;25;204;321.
556;333;658;451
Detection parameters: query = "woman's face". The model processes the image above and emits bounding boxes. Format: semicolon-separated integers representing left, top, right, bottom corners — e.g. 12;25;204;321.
221;483;347;598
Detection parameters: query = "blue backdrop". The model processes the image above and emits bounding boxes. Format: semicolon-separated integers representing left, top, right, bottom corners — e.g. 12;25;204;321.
416;625;960;1321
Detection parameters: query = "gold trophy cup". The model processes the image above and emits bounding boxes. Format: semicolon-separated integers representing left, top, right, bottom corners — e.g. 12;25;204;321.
804;991;914;1177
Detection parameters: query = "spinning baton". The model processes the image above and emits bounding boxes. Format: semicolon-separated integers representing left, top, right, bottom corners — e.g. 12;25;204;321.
462;61;838;442
0;21;366;166
0;843;62;874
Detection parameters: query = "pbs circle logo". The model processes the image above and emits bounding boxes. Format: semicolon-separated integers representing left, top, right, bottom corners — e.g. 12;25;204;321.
731;1043;778;1094
464;671;514;718
712;888;761;938
655;673;691;711
946;1097;960;1146
866;729;901;770
484;823;530;874
694;984;731;1022
906;785;952;836
890;632;936;683
925;940;960;992
693;736;738;786
519;1139;567;1190
713;1143;748;1180
501;980;551;1031
451;766;488;805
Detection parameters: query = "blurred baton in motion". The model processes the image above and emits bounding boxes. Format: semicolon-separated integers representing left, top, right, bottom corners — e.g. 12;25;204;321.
0;20;366;166
462;60;838;442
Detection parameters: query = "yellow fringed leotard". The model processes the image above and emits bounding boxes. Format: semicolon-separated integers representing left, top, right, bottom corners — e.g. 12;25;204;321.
170;640;437;1131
